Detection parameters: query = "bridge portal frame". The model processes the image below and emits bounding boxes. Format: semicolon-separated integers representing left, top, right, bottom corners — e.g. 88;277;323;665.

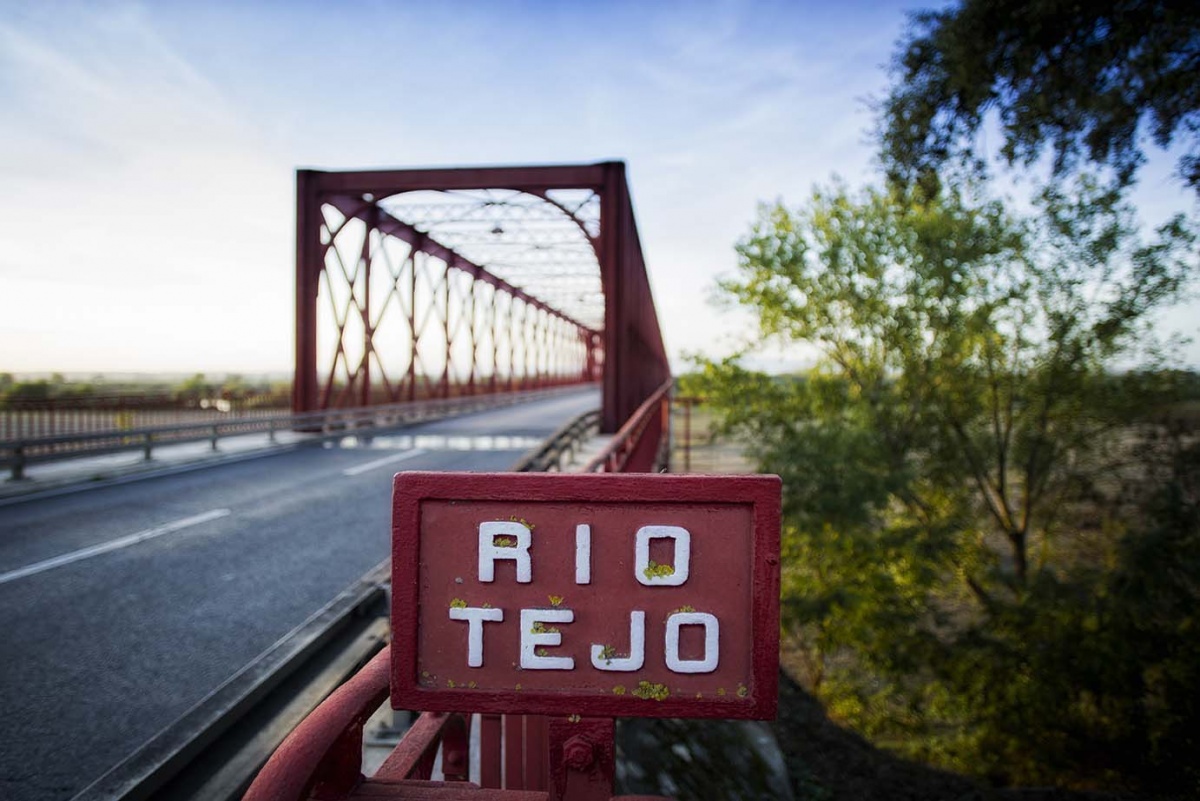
294;161;670;433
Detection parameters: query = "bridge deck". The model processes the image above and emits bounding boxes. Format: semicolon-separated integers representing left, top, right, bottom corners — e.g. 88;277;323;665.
0;388;598;801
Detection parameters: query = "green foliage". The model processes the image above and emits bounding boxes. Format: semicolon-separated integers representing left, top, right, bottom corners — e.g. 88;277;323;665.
699;179;1199;790
177;373;212;401
0;373;290;410
880;0;1200;195
1;379;53;406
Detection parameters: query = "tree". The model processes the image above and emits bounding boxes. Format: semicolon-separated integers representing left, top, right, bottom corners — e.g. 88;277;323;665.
880;0;1200;196
219;374;246;399
699;178;1198;788
177;372;211;402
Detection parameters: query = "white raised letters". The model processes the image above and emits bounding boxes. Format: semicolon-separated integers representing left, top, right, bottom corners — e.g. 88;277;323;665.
664;611;720;673
454;519;727;677
448;606;503;667
478;521;532;583
520;608;575;670
590;610;645;671
635;525;691;586
575;524;591;584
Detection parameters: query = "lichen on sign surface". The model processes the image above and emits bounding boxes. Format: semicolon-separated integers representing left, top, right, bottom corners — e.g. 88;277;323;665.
642;560;676;580
633;681;670;701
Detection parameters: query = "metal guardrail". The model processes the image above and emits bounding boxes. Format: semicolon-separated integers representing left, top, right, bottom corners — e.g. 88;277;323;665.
510;409;600;472
0;393;289;441
583;378;672;473
2;385;593;481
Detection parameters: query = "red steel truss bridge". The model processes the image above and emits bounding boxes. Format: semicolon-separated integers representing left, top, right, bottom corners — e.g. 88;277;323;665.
0;162;691;801
295;161;671;433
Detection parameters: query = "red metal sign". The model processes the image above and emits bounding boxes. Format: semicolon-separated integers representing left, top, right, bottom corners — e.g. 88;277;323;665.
391;472;781;719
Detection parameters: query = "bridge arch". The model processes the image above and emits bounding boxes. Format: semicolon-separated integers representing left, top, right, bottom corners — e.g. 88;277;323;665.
294;162;670;432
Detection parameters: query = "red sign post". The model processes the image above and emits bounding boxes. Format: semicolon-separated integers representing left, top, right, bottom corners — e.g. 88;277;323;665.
391;472;781;720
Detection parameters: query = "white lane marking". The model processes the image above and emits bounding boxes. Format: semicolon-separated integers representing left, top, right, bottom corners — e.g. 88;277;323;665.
341;448;428;477
0;508;232;587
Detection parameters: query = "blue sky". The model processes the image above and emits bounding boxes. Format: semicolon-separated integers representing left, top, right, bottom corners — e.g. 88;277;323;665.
1;0;1195;375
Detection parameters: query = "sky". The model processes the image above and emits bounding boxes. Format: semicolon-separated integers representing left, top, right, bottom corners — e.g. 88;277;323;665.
0;0;1196;377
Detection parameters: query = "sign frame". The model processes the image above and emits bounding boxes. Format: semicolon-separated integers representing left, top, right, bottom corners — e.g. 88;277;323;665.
390;471;781;720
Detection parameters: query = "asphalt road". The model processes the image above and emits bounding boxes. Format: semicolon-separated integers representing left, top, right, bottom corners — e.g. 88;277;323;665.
0;388;598;800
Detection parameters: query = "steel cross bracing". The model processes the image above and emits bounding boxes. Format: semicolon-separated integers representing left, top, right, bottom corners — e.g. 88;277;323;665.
295;163;671;432
310;196;594;410
382;191;603;332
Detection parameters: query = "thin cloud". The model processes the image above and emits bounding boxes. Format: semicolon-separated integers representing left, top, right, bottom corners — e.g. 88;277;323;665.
0;6;293;372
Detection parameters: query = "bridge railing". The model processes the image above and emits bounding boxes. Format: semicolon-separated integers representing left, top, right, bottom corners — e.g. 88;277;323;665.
583;378;672;473
241;649;475;801
0;393;288;441
0;385;593;482
510;409;601;473
509;376;672;475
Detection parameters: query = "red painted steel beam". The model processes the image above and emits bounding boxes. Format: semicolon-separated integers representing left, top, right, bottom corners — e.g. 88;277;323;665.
480;714;502;788
598;163;670;432
303;163;609;195
598;166;622;433
373;711;469;782
294;170;323;414
243;648;390;801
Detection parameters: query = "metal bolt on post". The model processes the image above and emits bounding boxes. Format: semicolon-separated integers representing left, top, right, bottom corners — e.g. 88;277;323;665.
562;735;595;771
